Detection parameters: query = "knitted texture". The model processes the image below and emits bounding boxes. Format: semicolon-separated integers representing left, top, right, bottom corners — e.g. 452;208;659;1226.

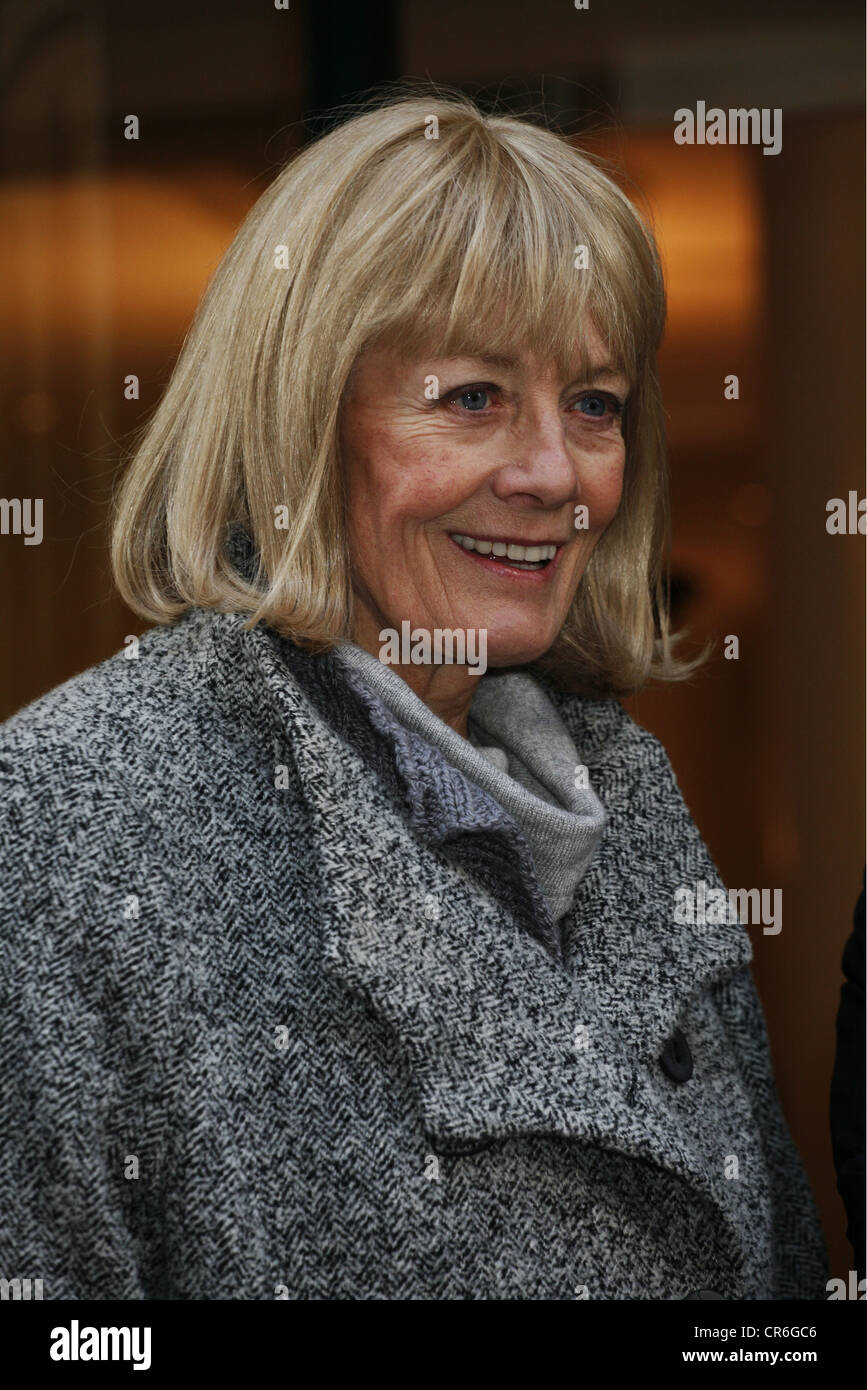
333;639;608;924
0;606;829;1300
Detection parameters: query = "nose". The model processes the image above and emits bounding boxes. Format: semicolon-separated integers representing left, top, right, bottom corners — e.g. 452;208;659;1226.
490;404;579;508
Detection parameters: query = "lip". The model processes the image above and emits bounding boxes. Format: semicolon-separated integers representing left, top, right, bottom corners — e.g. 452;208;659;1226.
447;533;565;583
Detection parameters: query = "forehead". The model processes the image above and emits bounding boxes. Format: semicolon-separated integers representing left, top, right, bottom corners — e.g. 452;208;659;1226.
434;317;614;367
431;347;626;380
355;320;625;386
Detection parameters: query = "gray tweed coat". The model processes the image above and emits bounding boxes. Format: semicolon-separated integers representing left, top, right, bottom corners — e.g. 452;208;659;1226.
0;606;828;1300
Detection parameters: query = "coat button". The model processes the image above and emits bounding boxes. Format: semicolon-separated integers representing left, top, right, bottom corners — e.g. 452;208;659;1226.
660;1028;694;1083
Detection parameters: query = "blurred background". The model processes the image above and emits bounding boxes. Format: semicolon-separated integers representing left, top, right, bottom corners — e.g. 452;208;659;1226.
1;0;864;1282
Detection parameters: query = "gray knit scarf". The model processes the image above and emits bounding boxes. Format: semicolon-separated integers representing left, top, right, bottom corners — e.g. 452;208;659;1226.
334;642;607;922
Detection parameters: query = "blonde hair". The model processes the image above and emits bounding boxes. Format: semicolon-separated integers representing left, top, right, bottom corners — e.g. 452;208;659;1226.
110;83;708;696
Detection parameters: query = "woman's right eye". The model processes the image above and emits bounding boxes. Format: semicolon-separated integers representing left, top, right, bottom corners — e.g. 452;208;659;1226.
442;384;498;412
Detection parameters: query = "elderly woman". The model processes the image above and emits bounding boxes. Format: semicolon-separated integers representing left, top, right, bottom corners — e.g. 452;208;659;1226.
0;92;827;1301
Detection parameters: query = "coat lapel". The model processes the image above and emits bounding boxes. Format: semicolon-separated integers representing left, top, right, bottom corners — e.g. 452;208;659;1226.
541;678;755;1053
249;622;754;1260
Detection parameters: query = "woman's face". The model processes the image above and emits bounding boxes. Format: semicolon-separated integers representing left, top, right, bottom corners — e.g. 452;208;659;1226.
340;323;629;675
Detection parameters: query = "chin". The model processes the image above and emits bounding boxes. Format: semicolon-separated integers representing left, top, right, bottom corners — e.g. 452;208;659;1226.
481;630;561;670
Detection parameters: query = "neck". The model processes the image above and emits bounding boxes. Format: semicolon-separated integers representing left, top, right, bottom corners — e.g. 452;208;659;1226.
349;610;481;738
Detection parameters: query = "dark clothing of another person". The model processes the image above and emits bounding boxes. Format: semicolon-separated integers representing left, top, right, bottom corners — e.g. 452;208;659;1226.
830;868;866;1281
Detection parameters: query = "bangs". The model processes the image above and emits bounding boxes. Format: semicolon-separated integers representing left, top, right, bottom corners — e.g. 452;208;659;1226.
352;125;659;385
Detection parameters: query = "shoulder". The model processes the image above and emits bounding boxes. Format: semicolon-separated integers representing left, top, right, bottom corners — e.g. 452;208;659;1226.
0;608;315;997
0;607;282;870
1;606;218;758
539;677;679;794
539;677;713;880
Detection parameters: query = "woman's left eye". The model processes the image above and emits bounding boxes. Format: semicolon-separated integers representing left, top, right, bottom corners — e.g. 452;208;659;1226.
572;392;623;421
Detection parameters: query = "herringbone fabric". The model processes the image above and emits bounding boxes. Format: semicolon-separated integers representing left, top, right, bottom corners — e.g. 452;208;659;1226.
0;606;829;1299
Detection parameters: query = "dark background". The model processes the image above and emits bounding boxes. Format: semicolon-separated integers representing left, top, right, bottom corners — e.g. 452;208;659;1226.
1;0;864;1281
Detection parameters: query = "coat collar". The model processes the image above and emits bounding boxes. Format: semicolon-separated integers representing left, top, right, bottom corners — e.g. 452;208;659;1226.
239;614;752;1251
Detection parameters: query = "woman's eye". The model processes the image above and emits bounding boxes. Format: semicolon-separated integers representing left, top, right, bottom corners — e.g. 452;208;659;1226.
573;391;623;421
448;386;493;412
441;385;625;420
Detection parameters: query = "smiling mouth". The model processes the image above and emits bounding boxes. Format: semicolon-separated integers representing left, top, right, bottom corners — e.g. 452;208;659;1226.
448;532;562;571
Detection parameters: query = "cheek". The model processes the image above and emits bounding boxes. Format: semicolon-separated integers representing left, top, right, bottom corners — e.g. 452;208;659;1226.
343;423;394;503
586;450;626;528
344;439;407;555
356;440;480;524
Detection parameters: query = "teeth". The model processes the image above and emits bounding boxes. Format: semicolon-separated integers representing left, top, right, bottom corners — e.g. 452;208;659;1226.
451;534;557;562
